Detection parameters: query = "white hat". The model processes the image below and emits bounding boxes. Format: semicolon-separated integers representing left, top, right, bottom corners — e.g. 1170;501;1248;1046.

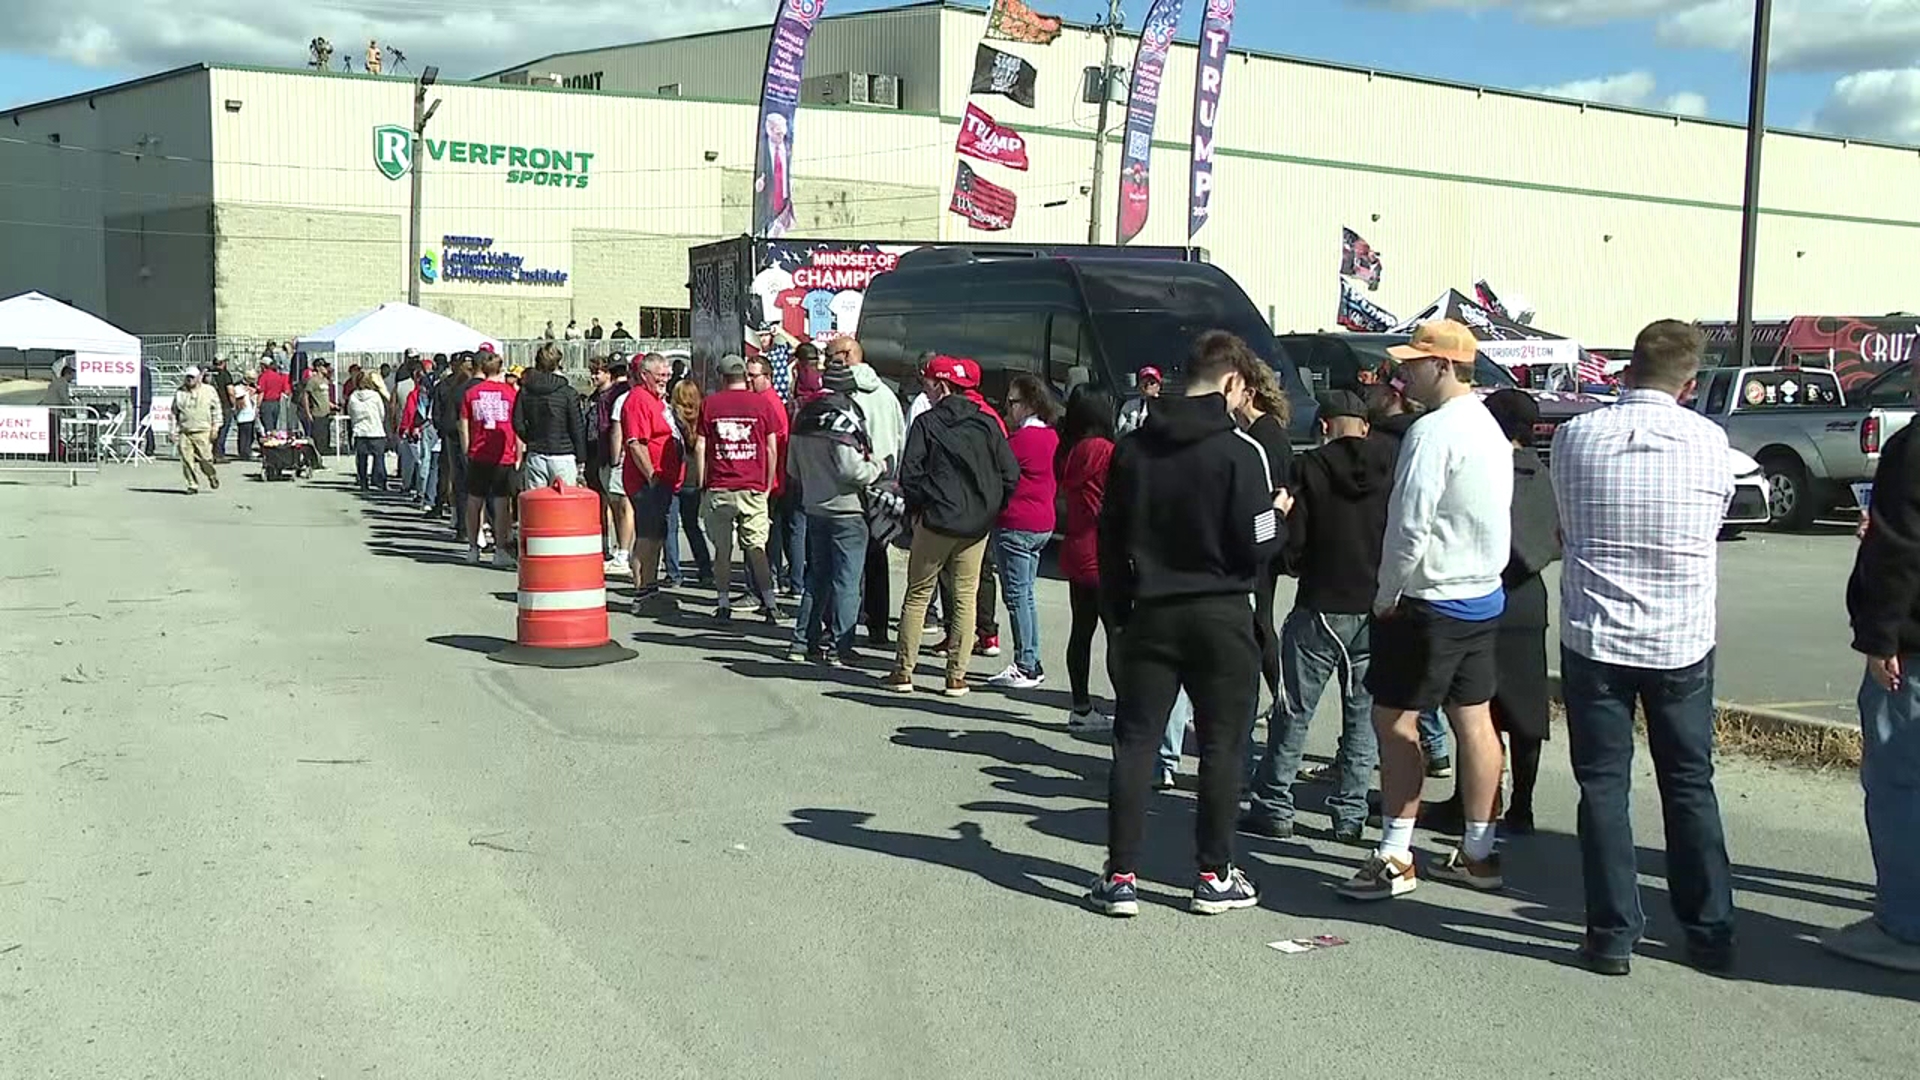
183;365;202;379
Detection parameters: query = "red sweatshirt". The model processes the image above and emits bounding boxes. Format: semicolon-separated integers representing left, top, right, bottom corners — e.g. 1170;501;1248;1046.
997;419;1059;535
1058;436;1113;587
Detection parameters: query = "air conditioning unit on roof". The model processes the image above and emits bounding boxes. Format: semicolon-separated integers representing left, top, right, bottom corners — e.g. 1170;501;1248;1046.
869;74;901;108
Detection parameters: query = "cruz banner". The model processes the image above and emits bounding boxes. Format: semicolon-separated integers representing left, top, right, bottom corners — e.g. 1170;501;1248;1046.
985;0;1064;44
970;43;1039;108
752;0;826;239
1116;0;1184;244
950;160;1019;231
955;103;1030;171
1187;0;1234;241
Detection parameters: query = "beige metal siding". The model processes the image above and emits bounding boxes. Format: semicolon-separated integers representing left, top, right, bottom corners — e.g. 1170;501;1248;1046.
0;70;215;334
494;6;944;113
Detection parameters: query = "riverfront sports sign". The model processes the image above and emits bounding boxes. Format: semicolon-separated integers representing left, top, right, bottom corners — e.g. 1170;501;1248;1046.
372;125;595;189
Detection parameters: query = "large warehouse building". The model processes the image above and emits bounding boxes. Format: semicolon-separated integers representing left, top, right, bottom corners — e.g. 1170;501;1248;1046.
2;0;1916;347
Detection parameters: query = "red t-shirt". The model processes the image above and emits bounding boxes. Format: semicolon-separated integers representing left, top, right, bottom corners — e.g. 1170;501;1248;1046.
620;384;683;493
761;387;791;495
256;369;290;402
462;380;520;465
701;388;784;493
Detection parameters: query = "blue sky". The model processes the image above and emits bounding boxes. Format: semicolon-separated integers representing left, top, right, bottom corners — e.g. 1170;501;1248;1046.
2;1;1913;143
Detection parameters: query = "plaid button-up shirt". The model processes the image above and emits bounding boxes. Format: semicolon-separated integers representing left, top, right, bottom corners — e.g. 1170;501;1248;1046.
1551;388;1733;670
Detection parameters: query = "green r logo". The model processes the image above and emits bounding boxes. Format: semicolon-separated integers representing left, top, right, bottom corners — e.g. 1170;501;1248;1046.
373;124;413;180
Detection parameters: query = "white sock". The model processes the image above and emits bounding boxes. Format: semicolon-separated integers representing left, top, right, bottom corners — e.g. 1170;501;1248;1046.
1463;821;1497;862
1378;817;1416;859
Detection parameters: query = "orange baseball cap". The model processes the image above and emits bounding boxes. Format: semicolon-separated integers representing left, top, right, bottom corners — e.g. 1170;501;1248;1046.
1387;320;1478;365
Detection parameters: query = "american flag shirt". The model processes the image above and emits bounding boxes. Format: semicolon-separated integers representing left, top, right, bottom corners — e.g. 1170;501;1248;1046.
1551;389;1732;670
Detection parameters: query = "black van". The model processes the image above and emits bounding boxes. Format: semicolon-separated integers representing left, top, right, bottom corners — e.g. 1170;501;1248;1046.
858;253;1314;440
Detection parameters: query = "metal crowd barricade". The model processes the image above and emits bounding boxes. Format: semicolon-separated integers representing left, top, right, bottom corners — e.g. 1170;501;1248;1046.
0;404;109;485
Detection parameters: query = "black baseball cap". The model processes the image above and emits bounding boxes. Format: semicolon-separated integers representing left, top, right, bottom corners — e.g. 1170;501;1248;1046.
1316;389;1370;421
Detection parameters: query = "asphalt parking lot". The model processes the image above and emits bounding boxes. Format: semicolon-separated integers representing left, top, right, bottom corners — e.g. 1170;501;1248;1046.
0;468;1909;1080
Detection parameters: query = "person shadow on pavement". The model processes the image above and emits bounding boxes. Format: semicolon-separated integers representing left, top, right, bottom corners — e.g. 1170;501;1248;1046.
788;721;1920;1003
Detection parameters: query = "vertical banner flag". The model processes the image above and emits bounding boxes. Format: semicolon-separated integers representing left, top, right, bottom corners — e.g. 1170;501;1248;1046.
1340;226;1383;291
950;161;1019;231
971;43;1039;107
1187;0;1234;241
956;103;1031;171
1116;0;1185;245
985;0;1065;44
752;0;826;239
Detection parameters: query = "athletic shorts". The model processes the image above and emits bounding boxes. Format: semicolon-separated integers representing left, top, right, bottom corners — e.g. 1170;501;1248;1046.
602;464;627;498
630;481;674;541
1363;599;1499;712
466;459;517;500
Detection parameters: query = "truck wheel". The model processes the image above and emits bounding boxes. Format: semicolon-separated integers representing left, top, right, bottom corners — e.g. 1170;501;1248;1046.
1760;452;1816;531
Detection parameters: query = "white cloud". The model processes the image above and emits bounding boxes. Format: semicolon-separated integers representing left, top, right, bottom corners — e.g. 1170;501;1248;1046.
1812;68;1920;144
1366;0;1920;74
1527;69;1709;115
0;0;771;80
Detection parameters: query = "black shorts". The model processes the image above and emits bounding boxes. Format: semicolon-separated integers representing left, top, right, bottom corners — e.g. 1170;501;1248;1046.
467;460;516;500
1364;599;1498;712
629;482;673;541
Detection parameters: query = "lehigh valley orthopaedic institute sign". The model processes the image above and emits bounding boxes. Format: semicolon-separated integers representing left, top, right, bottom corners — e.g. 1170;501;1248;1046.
419;235;569;286
372;125;595;189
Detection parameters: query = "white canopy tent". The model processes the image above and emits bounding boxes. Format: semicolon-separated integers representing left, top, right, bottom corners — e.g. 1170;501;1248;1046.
0;291;140;384
297;302;501;356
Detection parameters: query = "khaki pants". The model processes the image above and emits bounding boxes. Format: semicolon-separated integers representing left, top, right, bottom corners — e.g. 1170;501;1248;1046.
700;489;775;612
896;527;988;682
178;430;217;490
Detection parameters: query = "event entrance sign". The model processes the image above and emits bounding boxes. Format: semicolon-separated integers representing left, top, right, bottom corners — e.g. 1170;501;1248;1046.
0;406;52;455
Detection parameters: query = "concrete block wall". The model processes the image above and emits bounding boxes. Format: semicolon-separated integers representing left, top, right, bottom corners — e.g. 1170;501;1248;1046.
214;203;403;341
720;168;941;240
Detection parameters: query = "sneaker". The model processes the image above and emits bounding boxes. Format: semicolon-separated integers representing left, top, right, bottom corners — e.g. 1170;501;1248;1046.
942;676;970;698
786;648;807;663
1155;766;1177;791
1503;808;1536;836
479;524;494;550
1190;866;1259;915
1087;871;1139;918
977;635;1002;658
1426;754;1454;779
1297;762;1337;784
208;474;220;490
713;606;733;625
762;606;780;627
491;548;515;570
466;545;482;566
1812;910;1920;972
1236;812;1293;840
986;664;1044;690
1428;848;1504;891
883;670;914;694
604;555;630;575
1066;708;1113;734
1336;852;1419;902
825;652;850;669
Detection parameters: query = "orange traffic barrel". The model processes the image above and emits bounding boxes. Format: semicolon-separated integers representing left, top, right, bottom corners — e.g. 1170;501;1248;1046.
490;478;636;668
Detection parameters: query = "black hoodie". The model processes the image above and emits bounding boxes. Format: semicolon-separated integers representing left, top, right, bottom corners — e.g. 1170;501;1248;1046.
1283;433;1396;614
1098;392;1283;623
898;393;1019;540
512;369;587;459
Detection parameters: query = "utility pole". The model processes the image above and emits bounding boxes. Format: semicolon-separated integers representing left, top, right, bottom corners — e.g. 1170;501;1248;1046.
1733;0;1772;367
1087;0;1123;244
407;65;441;307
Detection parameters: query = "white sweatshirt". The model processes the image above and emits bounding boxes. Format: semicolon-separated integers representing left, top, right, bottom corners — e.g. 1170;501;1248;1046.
1374;392;1514;612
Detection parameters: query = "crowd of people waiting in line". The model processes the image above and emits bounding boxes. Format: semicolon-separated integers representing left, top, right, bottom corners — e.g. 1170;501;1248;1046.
321;317;1916;976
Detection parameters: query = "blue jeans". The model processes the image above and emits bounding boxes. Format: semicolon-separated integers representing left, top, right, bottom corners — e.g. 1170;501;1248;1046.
664;487;714;583
216;411;235;456
1563;646;1734;958
353;436;388;490
1857;663;1920;943
260;399;282;433
780;495;808;594
994;528;1050;675
1161;688;1191;775
791;513;868;655
1245;609;1377;830
1419;709;1449;760
416;426;442;504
